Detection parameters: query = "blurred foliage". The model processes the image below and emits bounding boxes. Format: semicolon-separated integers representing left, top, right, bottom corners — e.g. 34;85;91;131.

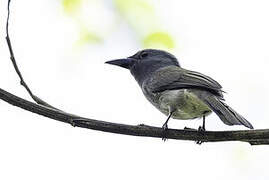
143;32;174;49
114;0;155;31
77;27;103;45
62;0;81;14
115;0;154;13
61;0;175;50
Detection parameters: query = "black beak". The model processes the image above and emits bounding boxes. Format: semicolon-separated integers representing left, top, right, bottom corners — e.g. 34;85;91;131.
105;58;134;69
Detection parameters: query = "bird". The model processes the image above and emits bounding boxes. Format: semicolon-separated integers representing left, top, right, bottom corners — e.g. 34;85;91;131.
105;49;253;140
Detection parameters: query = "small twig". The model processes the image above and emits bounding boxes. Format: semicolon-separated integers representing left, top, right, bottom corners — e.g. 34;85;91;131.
5;0;57;110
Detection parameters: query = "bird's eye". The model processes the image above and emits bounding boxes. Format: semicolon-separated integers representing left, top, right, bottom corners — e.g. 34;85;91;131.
140;52;148;59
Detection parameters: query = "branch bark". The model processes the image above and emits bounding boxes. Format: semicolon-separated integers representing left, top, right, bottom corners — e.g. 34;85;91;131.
2;0;269;145
1;87;269;145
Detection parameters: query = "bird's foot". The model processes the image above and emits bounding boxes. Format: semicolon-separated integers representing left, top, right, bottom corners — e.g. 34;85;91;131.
162;123;168;130
198;126;206;132
196;126;206;145
162;123;168;142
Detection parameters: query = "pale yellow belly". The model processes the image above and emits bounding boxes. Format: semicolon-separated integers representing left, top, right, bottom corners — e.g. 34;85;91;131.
158;89;212;120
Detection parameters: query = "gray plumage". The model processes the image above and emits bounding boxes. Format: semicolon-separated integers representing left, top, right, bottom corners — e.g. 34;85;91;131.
106;49;253;129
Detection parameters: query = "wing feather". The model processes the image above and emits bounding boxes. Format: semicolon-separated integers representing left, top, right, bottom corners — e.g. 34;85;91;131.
147;66;224;98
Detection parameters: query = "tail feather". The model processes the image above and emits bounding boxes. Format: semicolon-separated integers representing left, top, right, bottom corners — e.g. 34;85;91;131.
203;95;253;129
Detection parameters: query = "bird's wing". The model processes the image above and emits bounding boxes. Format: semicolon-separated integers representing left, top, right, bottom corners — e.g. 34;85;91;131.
146;66;224;98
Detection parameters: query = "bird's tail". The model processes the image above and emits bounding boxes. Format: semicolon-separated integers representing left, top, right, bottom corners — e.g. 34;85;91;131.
202;95;253;129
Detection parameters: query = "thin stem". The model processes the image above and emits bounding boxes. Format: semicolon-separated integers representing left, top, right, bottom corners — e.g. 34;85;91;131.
5;0;57;110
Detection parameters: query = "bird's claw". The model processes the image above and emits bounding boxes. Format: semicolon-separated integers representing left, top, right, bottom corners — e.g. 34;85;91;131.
162;123;168;130
196;140;203;145
196;126;206;144
198;126;205;132
161;123;168;142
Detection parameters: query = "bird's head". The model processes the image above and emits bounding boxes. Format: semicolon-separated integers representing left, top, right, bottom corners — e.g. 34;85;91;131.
105;49;180;85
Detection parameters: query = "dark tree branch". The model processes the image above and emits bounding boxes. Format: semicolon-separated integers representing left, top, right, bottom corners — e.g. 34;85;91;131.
2;0;269;145
1;87;269;145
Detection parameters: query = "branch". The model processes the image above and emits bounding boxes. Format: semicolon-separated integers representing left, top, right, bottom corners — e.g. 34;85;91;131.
1;87;269;145
2;0;269;145
6;0;58;110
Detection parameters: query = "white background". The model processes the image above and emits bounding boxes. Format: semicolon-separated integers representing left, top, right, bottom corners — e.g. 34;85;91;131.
0;0;269;179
